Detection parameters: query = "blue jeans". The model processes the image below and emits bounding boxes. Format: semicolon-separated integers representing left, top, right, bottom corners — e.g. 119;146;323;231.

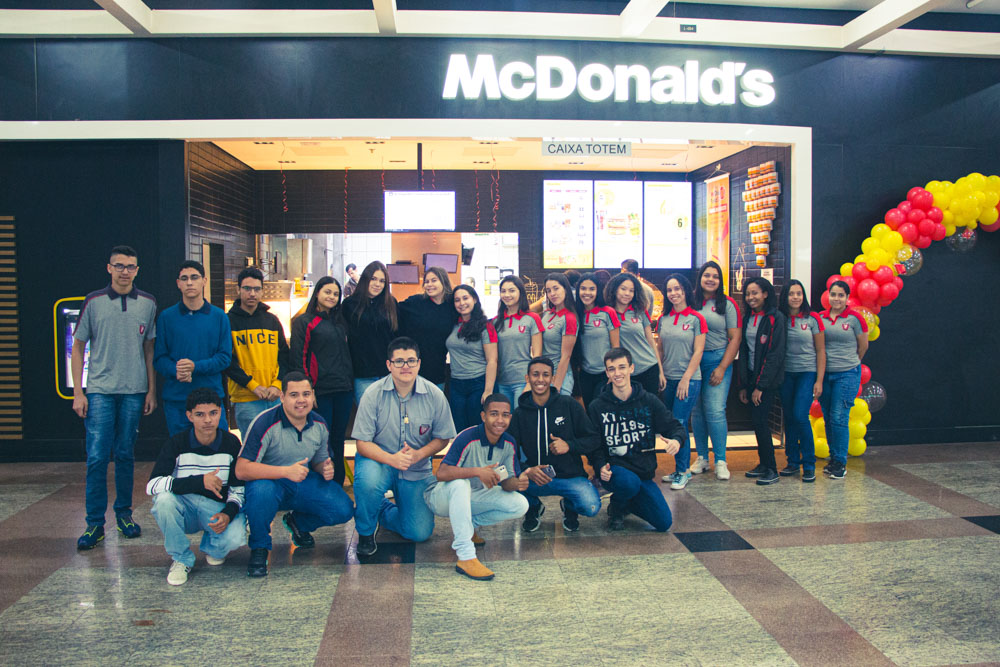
663;378;701;473
556;368;574;396
234;398;280;436
84;392;144;526
164;399;228;436
781;371;817;468
521;476;601;517
449;375;487;433
354;377;380;405
315;391;354;485
497;382;525;407
605;466;672;532
244;472;355;550
353;454;435;541
151;492;247;567
426;480;529;560
692;347;733;462
820;365;862;465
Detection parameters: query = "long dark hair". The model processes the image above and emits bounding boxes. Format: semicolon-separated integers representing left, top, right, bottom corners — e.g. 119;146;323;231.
305;276;345;327
574;272;605;318
694;261;729;315
604;272;647;313
348;261;398;331
779;279;812;317
663;273;695;312
744;277;777;317
454;285;489;343
494;276;530;323
544;272;577;314
423;266;453;303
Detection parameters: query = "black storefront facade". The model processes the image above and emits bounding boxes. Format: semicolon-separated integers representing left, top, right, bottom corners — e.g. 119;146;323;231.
1;37;998;460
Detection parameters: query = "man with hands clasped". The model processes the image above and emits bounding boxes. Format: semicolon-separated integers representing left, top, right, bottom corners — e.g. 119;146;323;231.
588;348;686;532
509;357;601;533
236;372;355;578
425;393;530;580
147;388;246;586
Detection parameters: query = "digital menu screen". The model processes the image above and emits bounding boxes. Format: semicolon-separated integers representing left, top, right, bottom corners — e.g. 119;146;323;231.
543;180;593;269
594;181;643;268
643;182;693;268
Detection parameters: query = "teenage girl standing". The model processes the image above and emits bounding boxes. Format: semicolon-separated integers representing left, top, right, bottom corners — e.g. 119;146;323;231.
342;261;398;403
446;285;498;431
574;272;621;408
494;276;543;404
398;266;455;391
604;272;665;396
541;273;579;396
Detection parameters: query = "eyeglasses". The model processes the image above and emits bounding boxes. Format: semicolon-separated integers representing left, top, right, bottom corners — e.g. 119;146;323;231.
389;358;420;368
240;286;263;293
110;263;138;273
178;274;203;282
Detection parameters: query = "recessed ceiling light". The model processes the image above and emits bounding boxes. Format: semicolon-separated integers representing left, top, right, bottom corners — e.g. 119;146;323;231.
365;141;385;145
277;160;296;164
253;141;274;145
389;160;407;163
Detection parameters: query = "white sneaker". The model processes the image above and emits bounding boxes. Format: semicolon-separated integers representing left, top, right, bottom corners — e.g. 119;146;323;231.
205;555;225;566
690;456;713;474
715;461;731;480
167;561;190;586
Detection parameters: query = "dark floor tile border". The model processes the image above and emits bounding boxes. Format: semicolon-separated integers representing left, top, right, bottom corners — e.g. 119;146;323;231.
738;516;995;549
673;530;754;553
862;463;1000;517
962;515;1000;534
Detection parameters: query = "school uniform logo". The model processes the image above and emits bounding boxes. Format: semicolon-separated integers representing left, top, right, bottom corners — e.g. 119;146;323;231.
518;325;526;333
593;320;603;327
139;324;146;335
760;334;768;343
419;424;431;435
682;323;691;331
801;323;808;330
631;317;640;323
548;324;557;330
843;323;850;330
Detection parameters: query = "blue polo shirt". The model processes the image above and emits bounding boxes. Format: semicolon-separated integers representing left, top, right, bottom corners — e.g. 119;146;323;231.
154;300;232;403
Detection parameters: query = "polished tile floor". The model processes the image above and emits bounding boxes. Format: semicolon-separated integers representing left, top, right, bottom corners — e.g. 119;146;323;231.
2;443;999;666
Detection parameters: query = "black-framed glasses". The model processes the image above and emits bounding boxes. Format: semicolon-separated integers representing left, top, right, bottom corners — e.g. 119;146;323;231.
110;263;138;273
240;286;263;293
178;274;203;282
389;358;420;368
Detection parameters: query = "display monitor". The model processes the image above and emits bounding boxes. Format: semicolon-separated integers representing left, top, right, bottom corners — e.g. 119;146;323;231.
386;263;420;284
643;181;693;268
593;180;643;268
423;253;459;273
543;180;593;269
384;191;456;231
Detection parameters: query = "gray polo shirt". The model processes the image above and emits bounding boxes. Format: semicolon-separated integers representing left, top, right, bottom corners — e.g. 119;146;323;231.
786;312;825;373
446;319;498;380
239;404;330;468
540;308;579;368
73;284;157;395
697;297;740;351
352;375;457;480
423;423;520;502
820;309;867;372
496;311;544;385
615;306;658;374
579;307;621;374
657;308;708;380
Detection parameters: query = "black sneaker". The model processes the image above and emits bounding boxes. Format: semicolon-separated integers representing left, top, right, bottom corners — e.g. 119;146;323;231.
522;502;545;533
356;519;380;558
826;461;846;479
823;461;834;475
802;468;816;483
116;514;141;539
745;464;768;478
559;499;579;532
756;469;780;485
247;548;269;578
779;465;799;477
282;512;315;549
607;501;625;531
77;525;105;550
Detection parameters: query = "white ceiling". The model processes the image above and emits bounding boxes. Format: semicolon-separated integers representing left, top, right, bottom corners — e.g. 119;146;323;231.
1;0;998;57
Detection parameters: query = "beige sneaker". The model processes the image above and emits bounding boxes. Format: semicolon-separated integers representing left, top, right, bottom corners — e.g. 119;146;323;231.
167;561;190;586
690;456;713;474
715;460;731;480
205;555;225;566
456;558;495;581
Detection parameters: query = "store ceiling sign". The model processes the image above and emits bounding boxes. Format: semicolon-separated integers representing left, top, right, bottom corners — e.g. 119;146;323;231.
543;141;631;157
442;54;776;107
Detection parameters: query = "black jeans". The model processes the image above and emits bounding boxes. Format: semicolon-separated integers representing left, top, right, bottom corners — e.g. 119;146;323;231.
632;364;661;396
750;386;778;471
579;370;609;409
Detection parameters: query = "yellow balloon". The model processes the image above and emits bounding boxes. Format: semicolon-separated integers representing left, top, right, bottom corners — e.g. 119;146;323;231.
861;237;881;255
868;326;880;341
854;254;867;265
862;411;871;425
840;262;854;277
895;245;914;261
942;210;955;226
815;439;830;459
849;420;867;439
848;438;867;457
880;231;903;254
853;398;869;412
945;224;957;236
987;175;1000;193
979;207;999;225
966;172;988;192
934;191;953;209
870;224;891;240
871;248;891;265
812;417;826;435
865;257;882;270
925;180;942;192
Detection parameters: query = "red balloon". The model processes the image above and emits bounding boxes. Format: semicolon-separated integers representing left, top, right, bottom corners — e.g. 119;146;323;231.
982;219;1000;233
856;384;863;397
898;221;919;244
915;235;932;249
872;265;894;285
852;263;871;282
860;364;872;385
906;186;924;202
843;276;857;292
907;209;926;224
918;218;936;236
820;290;831;310
897;200;913;214
931;224;946;241
847;296;860;309
810;400;823;419
892;276;904;291
857;278;880;304
869;304;881;315
879;282;900;305
826;274;842;289
884;208;905;229
926;206;944;223
912;190;934;211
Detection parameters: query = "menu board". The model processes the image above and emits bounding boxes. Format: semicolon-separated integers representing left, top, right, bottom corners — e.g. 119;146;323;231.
543;180;593;269
643;181;693;268
594;181;643;268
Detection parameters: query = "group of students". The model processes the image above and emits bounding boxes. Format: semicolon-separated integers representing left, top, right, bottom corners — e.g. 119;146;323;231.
71;245;868;586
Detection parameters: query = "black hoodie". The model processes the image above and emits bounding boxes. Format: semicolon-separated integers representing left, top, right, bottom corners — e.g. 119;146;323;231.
587;382;687;481
737;307;787;391
509;388;600;479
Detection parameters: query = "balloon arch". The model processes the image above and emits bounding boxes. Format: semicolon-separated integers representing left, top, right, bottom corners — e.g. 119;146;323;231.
808;172;1000;458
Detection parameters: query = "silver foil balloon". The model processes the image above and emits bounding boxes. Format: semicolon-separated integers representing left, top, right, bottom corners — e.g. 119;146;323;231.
860;381;887;413
945;227;977;253
900;247;923;276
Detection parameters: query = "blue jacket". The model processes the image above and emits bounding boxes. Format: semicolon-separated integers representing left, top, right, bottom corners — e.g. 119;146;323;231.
154;300;232;402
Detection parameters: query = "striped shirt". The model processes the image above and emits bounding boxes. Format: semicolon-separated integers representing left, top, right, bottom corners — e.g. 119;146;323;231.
146;428;245;519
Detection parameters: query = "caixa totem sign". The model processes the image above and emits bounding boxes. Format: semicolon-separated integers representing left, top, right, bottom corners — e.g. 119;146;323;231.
442;54;776;107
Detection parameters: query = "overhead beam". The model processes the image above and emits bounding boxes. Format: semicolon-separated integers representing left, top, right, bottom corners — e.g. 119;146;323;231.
0;10;131;36
372;0;398;35
151;10;378;36
94;0;152;36
841;0;950;50
620;0;670;38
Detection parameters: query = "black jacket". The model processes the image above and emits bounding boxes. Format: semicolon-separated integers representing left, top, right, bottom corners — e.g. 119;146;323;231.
509;388;600;479
289;310;353;394
587;382;686;481
398;294;456;384
737;307;787;391
342;295;396;379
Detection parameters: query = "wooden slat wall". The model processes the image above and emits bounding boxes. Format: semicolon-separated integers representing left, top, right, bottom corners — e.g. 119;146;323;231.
0;217;21;440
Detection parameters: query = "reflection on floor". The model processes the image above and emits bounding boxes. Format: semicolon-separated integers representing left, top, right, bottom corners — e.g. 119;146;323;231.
2;443;999;666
